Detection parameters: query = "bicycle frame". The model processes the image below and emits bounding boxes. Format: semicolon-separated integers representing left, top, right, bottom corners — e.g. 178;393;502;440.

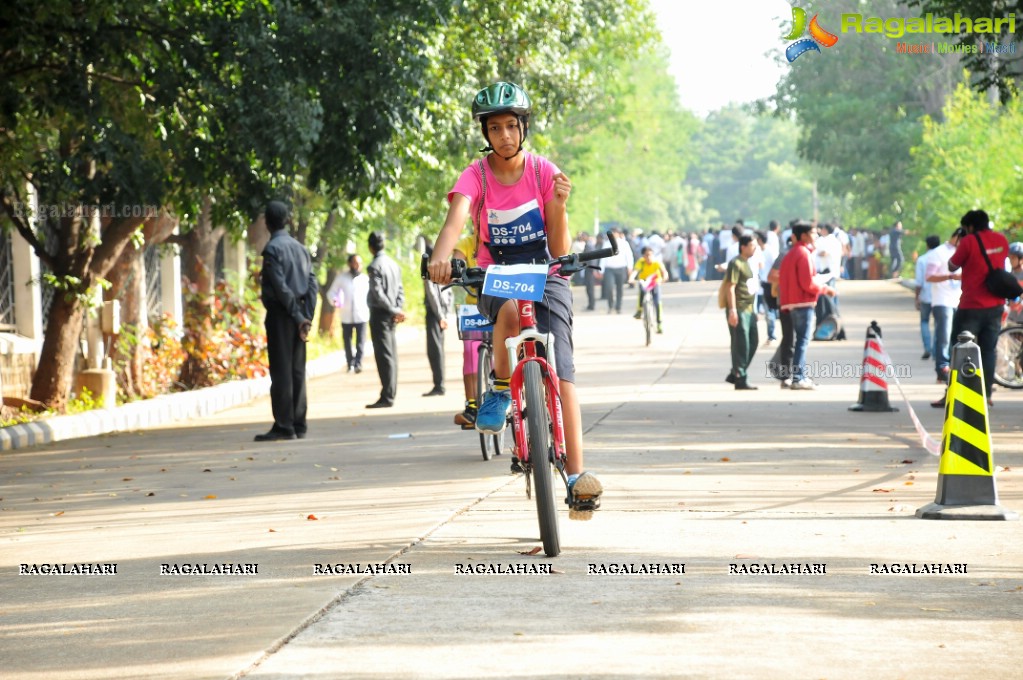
506;299;567;471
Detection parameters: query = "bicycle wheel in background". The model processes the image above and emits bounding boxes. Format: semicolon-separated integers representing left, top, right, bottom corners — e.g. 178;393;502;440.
523;361;560;557
994;325;1023;389
476;342;496;460
642;295;654;346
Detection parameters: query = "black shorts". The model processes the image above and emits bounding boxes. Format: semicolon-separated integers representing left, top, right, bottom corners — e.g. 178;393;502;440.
476;275;575;383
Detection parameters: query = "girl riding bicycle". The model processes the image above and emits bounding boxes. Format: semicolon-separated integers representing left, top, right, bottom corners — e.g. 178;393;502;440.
630;246;668;334
427;81;602;517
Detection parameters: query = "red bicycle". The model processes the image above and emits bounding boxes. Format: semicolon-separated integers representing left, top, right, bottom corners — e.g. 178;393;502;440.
422;232;618;556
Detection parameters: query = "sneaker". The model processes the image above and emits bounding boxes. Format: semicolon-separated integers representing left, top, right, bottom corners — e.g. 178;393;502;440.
567;471;603;520
790;378;816;390
921;351;931;360
633;311;642;320
454;404;477;429
780;378;792;389
475;389;511;434
657;324;663;334
725;372;737;384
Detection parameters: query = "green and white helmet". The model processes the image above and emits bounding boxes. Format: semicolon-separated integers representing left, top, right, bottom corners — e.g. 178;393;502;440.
472;82;532;157
471;82;532;121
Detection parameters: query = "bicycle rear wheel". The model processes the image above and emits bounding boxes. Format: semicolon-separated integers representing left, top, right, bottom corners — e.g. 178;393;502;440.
476;341;496;460
523;361;560;557
994;325;1023;389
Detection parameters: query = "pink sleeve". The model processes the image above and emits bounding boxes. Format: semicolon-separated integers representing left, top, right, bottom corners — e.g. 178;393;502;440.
448;163;482;211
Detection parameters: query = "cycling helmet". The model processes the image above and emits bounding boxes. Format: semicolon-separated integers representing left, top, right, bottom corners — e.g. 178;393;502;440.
471;82;532;121
1010;241;1023;258
472;82;532;158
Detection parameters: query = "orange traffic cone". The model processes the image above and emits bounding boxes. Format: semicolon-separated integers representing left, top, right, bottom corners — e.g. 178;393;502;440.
917;331;1018;520
849;321;897;412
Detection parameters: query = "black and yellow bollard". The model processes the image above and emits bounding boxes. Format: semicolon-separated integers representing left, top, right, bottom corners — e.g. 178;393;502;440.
917;332;1018;520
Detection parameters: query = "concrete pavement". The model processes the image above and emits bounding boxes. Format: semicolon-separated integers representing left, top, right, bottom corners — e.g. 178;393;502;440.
1;278;1021;679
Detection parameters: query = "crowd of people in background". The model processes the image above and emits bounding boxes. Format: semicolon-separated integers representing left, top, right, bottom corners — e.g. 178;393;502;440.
287;208;1020;417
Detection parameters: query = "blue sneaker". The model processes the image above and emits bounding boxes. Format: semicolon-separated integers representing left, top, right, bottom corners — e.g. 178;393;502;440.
475;389;511;434
567;471;603;520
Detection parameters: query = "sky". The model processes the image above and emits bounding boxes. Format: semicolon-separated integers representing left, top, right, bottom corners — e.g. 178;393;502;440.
647;0;793;116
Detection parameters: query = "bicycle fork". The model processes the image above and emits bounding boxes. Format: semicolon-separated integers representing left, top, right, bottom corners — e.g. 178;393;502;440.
507;332;569;493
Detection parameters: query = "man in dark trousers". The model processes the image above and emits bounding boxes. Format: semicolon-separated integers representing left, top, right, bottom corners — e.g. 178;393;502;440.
256;200;316;441
422;244;452;397
366;231;405;408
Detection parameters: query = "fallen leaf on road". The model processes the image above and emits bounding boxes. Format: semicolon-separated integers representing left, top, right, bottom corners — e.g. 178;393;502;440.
519;547;542;556
307;514;319;521
147;492;155;497
204;494;217;499
920;607;951;612
269;528;277;532
901;459;915;464
904;481;914;486
52;511;64;517
872;488;893;493
122;478;133;482
720;457;731;462
550;568;564;574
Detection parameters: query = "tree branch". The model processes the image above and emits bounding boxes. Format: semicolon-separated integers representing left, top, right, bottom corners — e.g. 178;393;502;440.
0;190;57;269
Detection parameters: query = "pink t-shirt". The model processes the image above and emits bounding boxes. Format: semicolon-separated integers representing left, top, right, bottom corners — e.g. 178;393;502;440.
447;152;559;268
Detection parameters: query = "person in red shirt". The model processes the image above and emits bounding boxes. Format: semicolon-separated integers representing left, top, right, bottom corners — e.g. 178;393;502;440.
778;222;836;389
936;209;1009;406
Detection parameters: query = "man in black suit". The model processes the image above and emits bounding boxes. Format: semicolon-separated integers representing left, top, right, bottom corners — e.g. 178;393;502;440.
366;231;405;408
255;201;317;441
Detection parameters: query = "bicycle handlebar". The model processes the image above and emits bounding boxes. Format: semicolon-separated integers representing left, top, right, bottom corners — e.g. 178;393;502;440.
420;230;619;291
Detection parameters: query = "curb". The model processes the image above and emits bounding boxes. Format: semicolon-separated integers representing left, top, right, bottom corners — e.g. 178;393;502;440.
0;351;347;452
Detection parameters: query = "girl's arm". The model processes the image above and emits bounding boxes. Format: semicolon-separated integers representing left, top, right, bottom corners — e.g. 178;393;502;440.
428;193;471;284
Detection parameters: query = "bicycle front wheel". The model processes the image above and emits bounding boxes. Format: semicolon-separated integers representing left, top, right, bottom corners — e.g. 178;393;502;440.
643;297;654;346
476;341;495;460
994;325;1023;389
523;361;560;557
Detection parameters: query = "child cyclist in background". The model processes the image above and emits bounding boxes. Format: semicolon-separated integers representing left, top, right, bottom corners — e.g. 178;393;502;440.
426;81;603;518
630;246;668;333
452;232;482;429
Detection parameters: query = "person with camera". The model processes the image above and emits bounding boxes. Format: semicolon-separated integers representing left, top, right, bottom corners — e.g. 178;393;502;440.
933;210;1012;407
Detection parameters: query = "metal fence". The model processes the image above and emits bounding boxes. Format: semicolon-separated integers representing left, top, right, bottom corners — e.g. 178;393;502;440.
144;244;163;322
0;231;14;330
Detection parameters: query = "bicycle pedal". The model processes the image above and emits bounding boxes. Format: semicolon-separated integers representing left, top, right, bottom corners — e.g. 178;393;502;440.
509;457;525;474
568;496;601;512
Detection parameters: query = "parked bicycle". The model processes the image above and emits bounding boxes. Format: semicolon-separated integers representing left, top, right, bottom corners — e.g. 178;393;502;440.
422;232;618;556
994;321;1023;390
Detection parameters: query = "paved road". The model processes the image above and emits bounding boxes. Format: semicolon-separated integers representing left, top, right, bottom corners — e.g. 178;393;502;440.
1;278;1021;679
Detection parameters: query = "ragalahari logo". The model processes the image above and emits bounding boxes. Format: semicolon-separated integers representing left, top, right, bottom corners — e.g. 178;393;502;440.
783;6;839;61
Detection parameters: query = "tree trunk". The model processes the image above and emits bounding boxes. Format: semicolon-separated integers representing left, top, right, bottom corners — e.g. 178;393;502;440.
180;196;223;297
315;209;340;338
104;211;180;400
178;196;227;389
29;297;88;411
318;266;340;338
